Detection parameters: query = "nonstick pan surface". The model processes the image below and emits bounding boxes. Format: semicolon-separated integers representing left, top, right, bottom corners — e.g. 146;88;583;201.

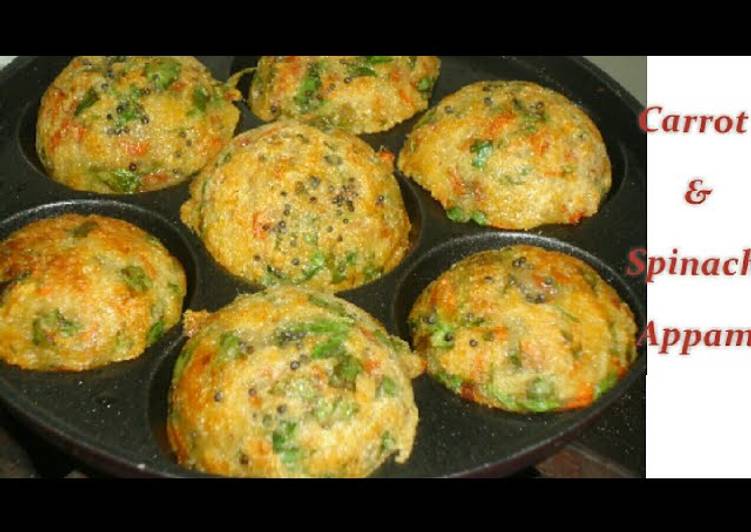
0;56;646;477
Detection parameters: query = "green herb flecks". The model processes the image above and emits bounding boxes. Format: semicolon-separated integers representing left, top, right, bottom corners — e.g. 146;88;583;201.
479;383;520;411
307;294;355;321
512;97;547;134
578;267;600;292
446;206;487;226
434;370;463;393
298;250;326;282
218;332;245;360
377;376;399;398
70;220;99;238
415;108;438;129
446;206;468;223
219;151;233;166
380;431;396;455
167;282;183;297
348;64;377;78
346;56;393;78
311;332;348;359
144;57;182;91
363;263;383;283
272;420;302;469
416;76;436;98
114;330;133;355
560;329;583;360
313;396;359;427
522;377;559;412
507;341;523;369
95;168;142;194
172;339;199;382
275;319;350;349
263;265;288;286
120;265;152;292
75;87;99;116
191;85;210;114
428;320;456;348
373;328;402;352
554;305;580;323
329;354;363;391
302;231;318;246
470;139;494;169
594;371;619;400
112;86;148;131
32;310;82;347
365;56;393;64
272;376;319;403
470;211;488;225
146;318;165;346
329;252;357;284
294;62;323;113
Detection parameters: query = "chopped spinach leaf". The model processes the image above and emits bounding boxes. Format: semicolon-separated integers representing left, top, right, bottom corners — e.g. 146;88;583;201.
416;76;436;97
75;87;99;116
294;62;323;113
594;371;619;400
32;310;82;347
446;206;468;223
218;332;243;360
144;57;182;90
192;86;210;113
377;376;398;398
146;318;165;346
311;333;348;359
329;354;363;390
470;139;494;169
428;320;455;348
70;220;99;238
365;56;393;64
95;168;141;194
120;265;151;292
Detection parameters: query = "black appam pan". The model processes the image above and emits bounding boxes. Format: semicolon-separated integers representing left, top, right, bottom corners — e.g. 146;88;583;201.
0;56;646;477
